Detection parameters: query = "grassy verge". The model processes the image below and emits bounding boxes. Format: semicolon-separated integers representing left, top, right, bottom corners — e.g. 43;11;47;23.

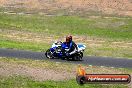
0;57;76;72
0;57;131;88
0;76;128;88
0;38;50;52
0;35;132;59
0;13;132;40
0;31;132;59
0;57;132;74
85;46;132;59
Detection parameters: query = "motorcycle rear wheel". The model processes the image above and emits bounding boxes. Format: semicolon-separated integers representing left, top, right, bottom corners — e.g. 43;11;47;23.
73;52;83;61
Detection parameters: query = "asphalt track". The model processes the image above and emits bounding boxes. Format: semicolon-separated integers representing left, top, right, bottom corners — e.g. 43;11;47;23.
0;48;132;68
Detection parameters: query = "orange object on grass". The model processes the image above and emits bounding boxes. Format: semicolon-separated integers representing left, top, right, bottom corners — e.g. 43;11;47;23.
77;65;86;76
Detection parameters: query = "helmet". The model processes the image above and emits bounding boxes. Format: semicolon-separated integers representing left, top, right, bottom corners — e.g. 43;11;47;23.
69;35;72;41
66;36;70;43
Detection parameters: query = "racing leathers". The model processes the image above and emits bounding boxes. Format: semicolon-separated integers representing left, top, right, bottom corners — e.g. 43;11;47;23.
62;41;78;56
67;41;78;55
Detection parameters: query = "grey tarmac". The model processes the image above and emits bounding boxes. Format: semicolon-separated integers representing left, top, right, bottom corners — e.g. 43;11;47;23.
0;48;132;68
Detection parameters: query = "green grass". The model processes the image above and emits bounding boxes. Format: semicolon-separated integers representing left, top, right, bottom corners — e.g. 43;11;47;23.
0;76;128;88
0;39;50;52
0;13;132;40
85;46;132;59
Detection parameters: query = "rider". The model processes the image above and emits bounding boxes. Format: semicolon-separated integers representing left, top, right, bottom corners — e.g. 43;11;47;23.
60;36;70;57
64;35;77;56
68;35;78;55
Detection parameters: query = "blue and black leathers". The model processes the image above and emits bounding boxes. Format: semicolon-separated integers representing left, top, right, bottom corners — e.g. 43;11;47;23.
68;41;78;54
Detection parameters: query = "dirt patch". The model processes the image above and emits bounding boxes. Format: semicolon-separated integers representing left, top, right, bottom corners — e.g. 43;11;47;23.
0;0;8;6
0;61;75;81
1;29;132;48
0;0;132;16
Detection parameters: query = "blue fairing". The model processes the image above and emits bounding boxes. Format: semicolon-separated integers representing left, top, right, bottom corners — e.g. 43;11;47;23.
61;43;69;49
78;44;85;48
50;48;55;52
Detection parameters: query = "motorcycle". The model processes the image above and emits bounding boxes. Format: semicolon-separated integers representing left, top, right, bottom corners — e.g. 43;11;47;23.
45;41;86;61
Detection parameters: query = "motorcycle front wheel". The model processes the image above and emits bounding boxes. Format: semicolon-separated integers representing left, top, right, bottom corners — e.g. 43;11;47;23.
45;49;54;59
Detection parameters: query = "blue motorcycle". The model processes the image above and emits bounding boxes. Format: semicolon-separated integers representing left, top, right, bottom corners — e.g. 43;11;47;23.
45;41;86;61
